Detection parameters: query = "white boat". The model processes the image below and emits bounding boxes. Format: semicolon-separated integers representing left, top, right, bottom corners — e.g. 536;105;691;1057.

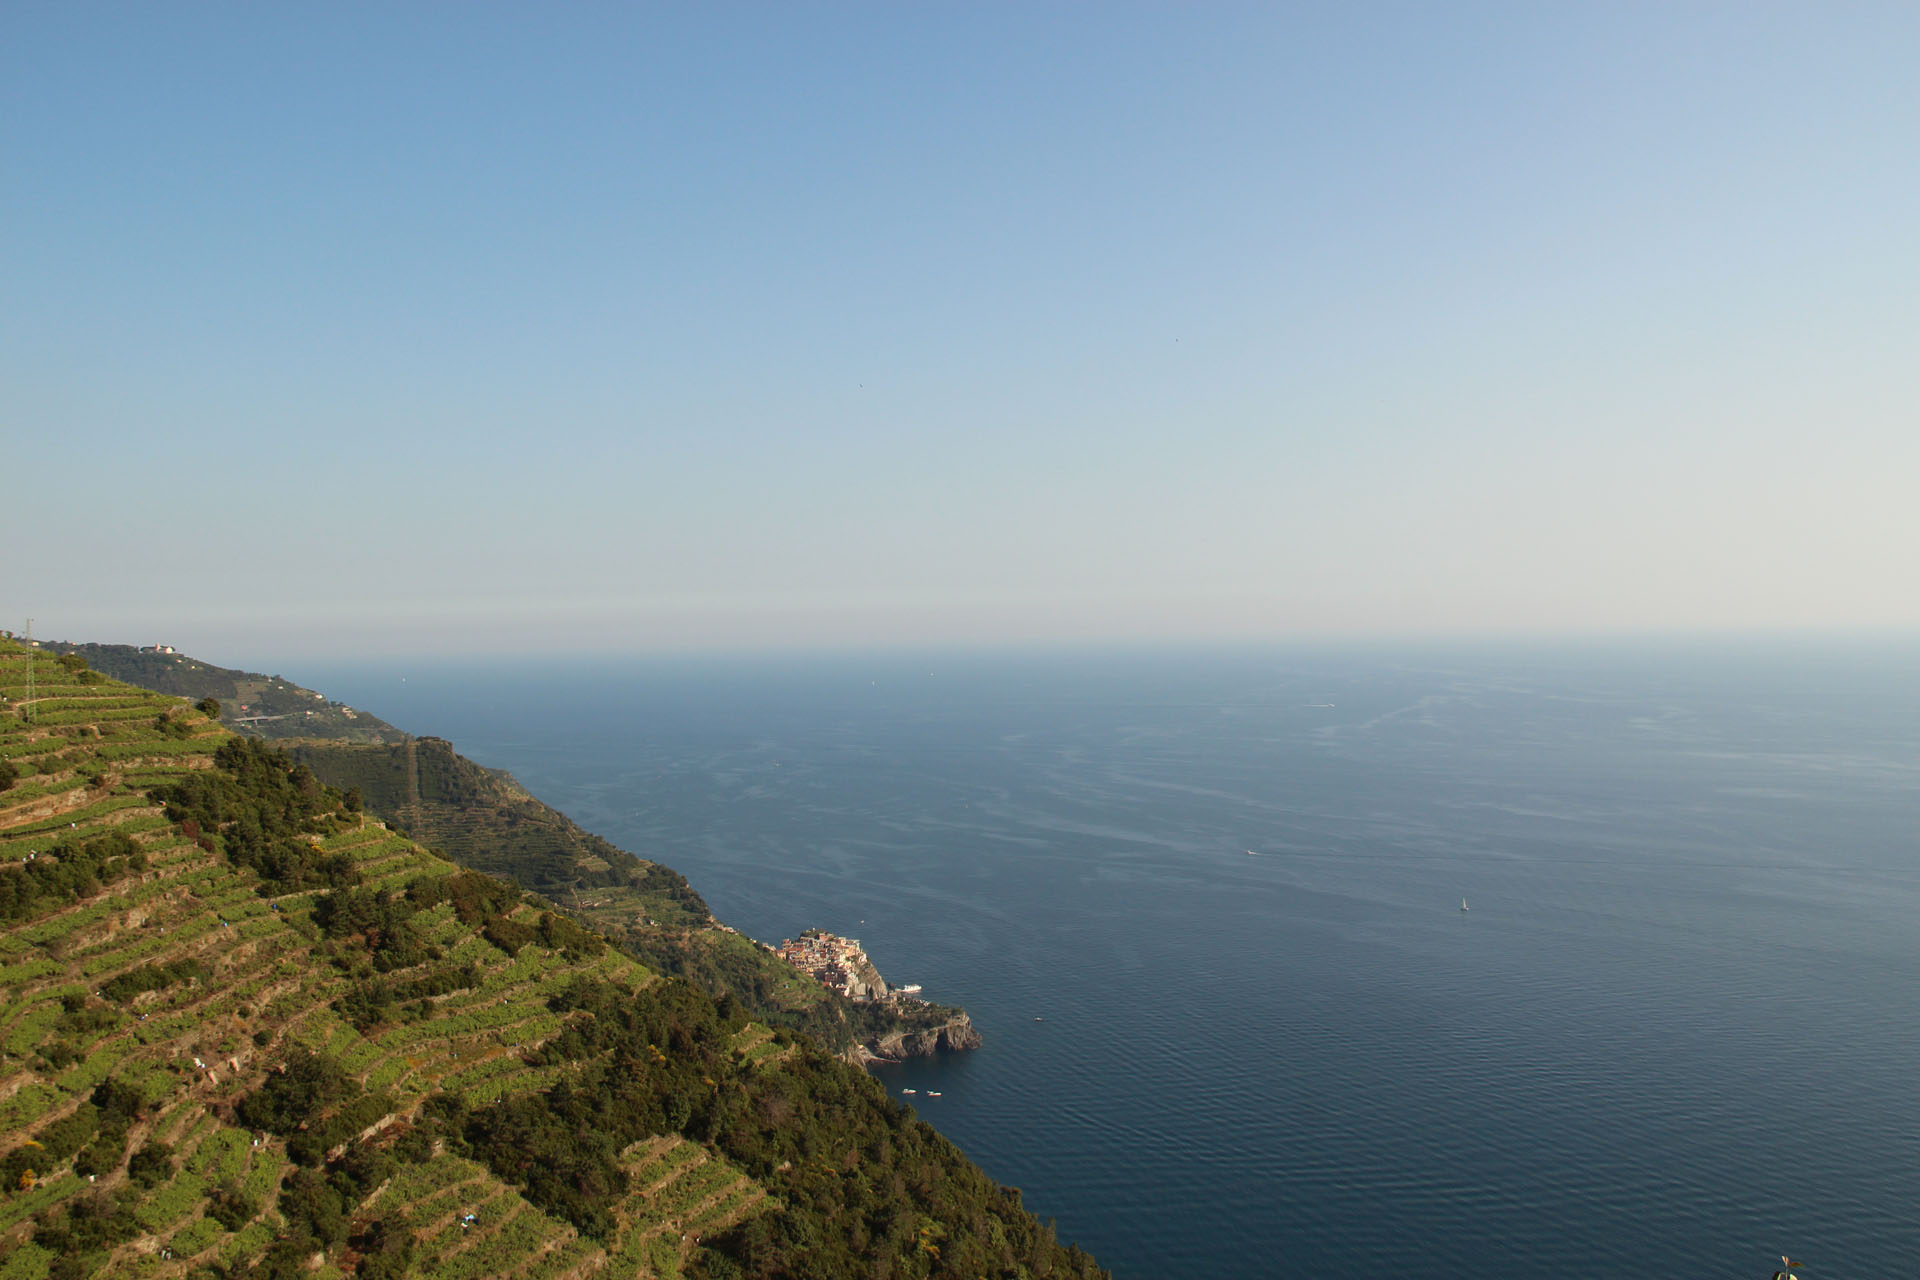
927;1091;942;1097
902;1088;916;1094
1460;898;1469;912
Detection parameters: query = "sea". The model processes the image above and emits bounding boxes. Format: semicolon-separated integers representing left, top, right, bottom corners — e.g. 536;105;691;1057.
295;638;1920;1280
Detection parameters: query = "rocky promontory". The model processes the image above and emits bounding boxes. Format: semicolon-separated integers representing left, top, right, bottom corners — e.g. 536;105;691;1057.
773;929;983;1065
851;1010;984;1066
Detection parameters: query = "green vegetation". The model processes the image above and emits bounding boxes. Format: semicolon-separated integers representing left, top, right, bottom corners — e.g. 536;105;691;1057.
281;736;970;1055
0;638;1106;1279
57;644;402;743
98;958;205;1003
150;738;361;894
285;736;708;920
0;831;147;925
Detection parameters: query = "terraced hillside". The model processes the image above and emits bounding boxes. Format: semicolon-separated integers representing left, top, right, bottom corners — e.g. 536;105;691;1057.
58;645;401;745
281;737;710;928
59;648;974;1061
280;738;971;1059
0;641;1107;1280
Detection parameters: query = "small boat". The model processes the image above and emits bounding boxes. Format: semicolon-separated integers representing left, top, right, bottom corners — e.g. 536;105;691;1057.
1244;849;1257;856
1460;898;1469;912
927;1092;942;1097
902;1089;916;1094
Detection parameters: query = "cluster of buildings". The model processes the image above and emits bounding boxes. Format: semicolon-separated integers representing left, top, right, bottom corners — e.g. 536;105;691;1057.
773;930;889;1002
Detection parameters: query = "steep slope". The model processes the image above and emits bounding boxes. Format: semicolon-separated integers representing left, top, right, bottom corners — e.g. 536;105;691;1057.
282;737;977;1060
60;644;402;744
280;737;710;924
61;645;977;1062
0;640;1104;1279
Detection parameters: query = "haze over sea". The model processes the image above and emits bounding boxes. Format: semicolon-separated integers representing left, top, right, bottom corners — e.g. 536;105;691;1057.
300;639;1920;1279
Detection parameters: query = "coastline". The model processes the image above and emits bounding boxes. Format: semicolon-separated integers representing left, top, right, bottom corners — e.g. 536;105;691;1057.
844;1010;984;1067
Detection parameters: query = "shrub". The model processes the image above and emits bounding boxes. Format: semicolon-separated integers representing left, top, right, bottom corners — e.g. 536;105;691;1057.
206;1180;258;1230
482;915;537;956
0;829;145;925
150;738;357;894
351;1215;417;1280
152;712;194;740
313;886;432;971
539;911;605;959
100;958;206;1003
235;1050;354;1134
128;1140;174;1188
32;1190;139;1277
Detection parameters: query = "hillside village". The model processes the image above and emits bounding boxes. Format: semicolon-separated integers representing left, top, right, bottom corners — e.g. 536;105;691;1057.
773;931;891;1003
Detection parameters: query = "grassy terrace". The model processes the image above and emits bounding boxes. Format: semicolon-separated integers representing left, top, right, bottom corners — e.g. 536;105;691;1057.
601;1138;766;1278
0;642;778;1279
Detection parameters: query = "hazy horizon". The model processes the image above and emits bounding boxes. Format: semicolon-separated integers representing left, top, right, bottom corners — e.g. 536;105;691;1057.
9;5;1917;660
28;624;1920;689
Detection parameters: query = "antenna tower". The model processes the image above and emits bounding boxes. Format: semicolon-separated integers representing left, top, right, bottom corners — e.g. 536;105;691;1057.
21;618;33;722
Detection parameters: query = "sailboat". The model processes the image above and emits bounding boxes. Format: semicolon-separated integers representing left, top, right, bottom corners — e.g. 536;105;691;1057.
1460;898;1469;912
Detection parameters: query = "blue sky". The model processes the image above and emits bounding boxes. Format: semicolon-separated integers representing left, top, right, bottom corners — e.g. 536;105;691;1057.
7;3;1917;663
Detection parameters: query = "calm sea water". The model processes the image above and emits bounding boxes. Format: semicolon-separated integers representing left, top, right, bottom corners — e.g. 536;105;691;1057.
296;640;1920;1280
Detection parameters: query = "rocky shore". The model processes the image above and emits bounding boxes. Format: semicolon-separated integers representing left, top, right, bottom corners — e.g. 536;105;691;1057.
774;928;984;1067
848;1010;984;1067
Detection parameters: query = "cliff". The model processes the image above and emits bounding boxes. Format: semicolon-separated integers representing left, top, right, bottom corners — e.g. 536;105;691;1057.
851;1010;985;1066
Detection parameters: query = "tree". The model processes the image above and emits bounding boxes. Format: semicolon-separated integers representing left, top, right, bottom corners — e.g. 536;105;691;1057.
128;1141;174;1188
196;697;221;718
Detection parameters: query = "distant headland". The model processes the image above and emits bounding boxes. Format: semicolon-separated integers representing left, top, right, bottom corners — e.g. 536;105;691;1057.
772;929;981;1064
